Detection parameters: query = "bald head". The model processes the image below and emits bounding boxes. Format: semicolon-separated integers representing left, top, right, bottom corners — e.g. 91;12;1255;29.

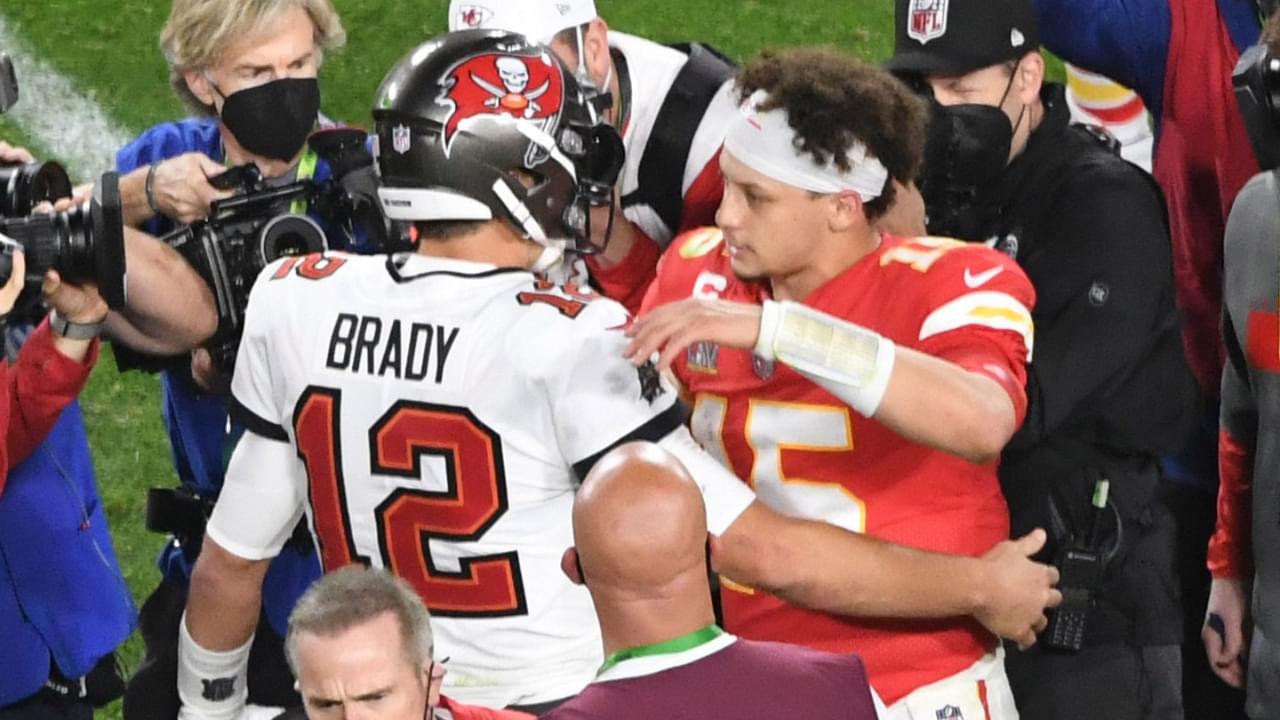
572;442;710;593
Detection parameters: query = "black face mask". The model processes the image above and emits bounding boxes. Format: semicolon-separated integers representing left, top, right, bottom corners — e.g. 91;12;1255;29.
214;77;321;162
919;99;1015;240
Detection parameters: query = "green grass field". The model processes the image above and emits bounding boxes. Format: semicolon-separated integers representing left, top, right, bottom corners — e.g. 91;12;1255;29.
0;2;1052;717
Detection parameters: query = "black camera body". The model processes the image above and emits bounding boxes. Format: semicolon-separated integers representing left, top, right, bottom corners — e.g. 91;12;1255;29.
0;54;127;316
0;171;128;317
164;169;328;372
165;128;406;372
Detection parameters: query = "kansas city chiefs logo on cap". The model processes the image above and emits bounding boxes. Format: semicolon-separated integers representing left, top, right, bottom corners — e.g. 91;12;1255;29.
907;0;949;44
454;4;494;28
436;53;566;164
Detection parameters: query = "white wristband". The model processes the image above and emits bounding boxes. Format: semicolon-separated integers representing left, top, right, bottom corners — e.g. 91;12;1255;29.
755;299;896;417
178;613;254;720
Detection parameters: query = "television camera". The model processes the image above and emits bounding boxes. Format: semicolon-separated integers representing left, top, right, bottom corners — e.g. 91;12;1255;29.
0;52;127;318
163;127;407;372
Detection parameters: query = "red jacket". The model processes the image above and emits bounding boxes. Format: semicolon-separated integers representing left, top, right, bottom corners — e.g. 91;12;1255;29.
437;696;535;720
0;317;98;496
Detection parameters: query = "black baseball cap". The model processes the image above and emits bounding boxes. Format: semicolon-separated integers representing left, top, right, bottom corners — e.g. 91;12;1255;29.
885;0;1041;76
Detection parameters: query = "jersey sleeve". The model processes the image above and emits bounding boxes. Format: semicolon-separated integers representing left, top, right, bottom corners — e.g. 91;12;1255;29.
546;298;689;481
205;430;308;560
907;241;1037;424
656;425;755;535
1207;176;1275;579
228;260;296;442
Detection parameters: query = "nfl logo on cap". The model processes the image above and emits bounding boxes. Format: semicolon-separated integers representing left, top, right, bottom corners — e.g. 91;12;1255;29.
907;0;949;44
392;124;411;154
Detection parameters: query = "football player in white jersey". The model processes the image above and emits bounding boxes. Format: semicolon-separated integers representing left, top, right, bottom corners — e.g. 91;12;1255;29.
176;31;1059;718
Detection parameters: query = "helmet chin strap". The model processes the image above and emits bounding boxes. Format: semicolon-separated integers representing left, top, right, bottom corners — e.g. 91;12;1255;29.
531;243;567;273
492;178;548;244
490;177;570;274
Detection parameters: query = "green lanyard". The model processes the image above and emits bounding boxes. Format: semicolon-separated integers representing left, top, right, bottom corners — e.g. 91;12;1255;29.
221;146;318;215
289;148;318;214
597;624;723;677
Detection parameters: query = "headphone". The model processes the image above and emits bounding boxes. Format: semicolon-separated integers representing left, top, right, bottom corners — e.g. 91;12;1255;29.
1233;41;1280;171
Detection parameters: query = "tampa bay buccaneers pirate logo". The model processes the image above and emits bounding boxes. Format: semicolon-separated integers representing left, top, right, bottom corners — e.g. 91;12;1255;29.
436;52;566;165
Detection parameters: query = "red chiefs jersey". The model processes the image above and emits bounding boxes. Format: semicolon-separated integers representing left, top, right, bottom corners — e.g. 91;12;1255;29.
641;229;1036;704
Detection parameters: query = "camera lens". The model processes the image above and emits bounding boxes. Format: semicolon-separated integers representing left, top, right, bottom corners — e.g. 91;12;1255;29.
0;172;128;309
0;201;94;282
0;161;72;218
258;213;327;264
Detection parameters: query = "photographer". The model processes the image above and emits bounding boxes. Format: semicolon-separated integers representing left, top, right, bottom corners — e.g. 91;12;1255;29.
0;229;134;716
112;1;362;718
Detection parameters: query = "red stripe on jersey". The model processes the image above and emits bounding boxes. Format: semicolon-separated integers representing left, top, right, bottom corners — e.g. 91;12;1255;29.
1246;310;1280;372
1084;95;1147;124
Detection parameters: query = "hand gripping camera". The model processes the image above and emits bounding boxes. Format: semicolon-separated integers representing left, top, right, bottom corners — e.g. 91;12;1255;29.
163;128;405;372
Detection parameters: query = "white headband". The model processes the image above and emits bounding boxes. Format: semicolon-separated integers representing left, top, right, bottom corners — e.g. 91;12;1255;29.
723;90;889;201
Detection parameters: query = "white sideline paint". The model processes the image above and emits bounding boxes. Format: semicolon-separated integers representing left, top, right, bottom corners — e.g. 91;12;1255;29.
0;16;133;181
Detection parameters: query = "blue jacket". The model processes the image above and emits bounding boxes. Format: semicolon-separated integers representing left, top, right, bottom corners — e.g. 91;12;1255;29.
116;117;364;635
0;397;136;705
1029;0;1259;127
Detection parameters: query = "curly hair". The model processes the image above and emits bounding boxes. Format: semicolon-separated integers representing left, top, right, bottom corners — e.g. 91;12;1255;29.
736;48;927;222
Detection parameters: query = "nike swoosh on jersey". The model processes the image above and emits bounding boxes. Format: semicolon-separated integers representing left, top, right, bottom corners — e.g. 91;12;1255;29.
963;266;1005;288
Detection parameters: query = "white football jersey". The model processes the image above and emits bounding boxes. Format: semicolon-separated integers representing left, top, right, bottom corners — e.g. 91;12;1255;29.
223;252;729;707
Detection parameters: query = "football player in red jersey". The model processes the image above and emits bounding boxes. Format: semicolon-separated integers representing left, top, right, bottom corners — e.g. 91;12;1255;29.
631;49;1038;718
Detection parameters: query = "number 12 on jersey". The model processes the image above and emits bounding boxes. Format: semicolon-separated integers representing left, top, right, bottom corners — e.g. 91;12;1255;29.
293;386;529;618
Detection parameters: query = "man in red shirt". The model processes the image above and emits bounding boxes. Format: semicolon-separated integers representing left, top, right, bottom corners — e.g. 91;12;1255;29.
284;566;533;720
0;247;106;497
631;48;1036;717
548;441;881;720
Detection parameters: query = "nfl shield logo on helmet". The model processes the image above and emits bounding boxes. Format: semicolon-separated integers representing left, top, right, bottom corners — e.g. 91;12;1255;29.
392;124;412;154
935;706;964;720
907;0;949;44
